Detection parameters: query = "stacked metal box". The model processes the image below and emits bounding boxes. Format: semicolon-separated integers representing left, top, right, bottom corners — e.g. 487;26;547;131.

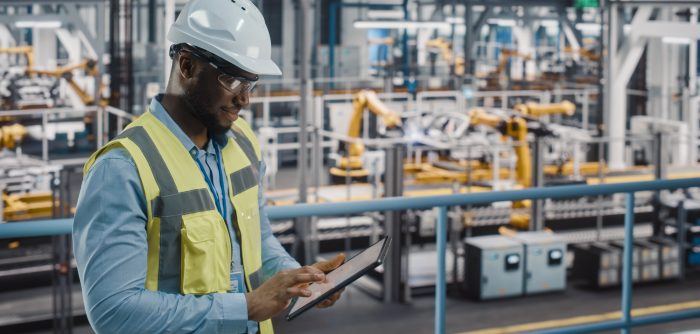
572;242;621;287
573;238;679;287
649;237;680;279
463;232;566;300
510;232;567;295
464;235;524;300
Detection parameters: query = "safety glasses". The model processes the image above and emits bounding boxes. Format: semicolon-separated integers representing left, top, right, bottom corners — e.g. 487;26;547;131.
173;44;259;94
207;62;258;94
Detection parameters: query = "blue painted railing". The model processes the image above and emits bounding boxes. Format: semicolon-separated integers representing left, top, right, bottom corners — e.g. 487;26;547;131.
2;178;700;333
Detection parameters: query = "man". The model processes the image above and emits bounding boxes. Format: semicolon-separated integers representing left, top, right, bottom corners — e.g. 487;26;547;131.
73;0;344;332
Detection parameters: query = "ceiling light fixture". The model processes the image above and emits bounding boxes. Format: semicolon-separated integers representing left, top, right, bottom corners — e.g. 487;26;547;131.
487;19;516;27
353;20;451;30
662;37;692;45
14;21;62;29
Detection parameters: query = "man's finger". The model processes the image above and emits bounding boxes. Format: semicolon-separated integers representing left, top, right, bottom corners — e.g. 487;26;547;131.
286;286;312;298
313;253;346;272
316;299;332;308
290;273;324;285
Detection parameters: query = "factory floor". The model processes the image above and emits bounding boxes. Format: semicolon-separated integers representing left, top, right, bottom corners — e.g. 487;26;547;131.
2;272;700;333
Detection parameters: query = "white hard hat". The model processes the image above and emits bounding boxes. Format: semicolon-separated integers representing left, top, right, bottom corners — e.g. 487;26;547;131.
167;0;281;76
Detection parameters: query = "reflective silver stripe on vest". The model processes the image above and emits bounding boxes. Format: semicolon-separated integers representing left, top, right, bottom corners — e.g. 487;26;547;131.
231;126;260;176
117;127;177;194
118;126;215;293
152;188;215;217
230;165;258;195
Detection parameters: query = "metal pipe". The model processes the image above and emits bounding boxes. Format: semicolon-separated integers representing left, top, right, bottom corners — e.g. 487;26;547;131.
621;193;635;333
435;206;447;334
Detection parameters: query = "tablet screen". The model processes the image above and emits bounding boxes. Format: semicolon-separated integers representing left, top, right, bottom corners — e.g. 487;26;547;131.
287;237;389;318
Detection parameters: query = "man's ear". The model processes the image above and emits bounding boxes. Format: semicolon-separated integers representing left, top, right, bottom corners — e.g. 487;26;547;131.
177;53;196;80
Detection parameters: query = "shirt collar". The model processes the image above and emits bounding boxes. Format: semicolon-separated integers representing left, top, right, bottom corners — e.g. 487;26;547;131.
149;94;233;157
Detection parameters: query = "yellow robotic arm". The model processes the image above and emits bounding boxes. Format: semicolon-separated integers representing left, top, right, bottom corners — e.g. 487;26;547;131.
331;90;402;183
496;49;531;76
468;108;532;187
27;59;102;106
347;90;402;157
513;100;576;118
0;46;34;70
426;38;465;76
0;124;27;149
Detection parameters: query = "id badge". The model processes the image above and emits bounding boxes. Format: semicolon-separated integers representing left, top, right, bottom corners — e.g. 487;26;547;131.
230;271;245;293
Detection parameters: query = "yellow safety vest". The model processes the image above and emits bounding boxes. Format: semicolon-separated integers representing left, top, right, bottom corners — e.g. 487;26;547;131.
84;111;274;334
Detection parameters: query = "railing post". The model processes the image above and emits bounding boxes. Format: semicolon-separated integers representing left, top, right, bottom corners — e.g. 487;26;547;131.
621;192;635;334
436;206;447;334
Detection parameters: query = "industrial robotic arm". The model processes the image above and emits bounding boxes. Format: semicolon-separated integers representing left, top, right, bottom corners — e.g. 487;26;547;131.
513;100;576;118
468;108;533;187
426;38;465;76
26;59;103;106
330;89;402;183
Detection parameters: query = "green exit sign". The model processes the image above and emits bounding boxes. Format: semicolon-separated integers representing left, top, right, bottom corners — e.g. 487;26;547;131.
575;0;599;8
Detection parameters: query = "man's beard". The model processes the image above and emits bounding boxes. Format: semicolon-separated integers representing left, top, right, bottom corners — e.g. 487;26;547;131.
183;86;230;135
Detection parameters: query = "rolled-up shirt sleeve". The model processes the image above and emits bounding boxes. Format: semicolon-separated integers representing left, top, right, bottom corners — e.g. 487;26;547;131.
73;149;249;333
257;160;301;281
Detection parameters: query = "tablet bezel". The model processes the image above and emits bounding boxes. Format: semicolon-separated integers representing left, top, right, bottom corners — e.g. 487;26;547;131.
285;236;391;321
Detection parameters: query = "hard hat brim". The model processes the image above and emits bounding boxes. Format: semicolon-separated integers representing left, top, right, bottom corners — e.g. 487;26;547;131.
168;27;282;76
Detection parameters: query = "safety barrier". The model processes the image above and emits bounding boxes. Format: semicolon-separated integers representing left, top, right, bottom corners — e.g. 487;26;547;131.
2;178;700;333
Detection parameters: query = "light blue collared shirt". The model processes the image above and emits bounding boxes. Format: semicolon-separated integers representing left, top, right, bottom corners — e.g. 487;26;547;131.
73;95;300;333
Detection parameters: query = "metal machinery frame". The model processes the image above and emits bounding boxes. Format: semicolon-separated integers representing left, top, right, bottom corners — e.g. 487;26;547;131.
604;1;700;170
0;1;106;110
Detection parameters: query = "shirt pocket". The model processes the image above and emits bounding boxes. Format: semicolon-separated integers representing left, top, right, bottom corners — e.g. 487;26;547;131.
180;210;231;295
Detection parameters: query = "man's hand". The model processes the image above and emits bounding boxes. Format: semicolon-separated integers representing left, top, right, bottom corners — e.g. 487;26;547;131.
311;253;346;309
245;266;325;321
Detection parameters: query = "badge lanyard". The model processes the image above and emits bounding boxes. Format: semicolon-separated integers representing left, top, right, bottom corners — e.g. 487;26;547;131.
194;140;228;219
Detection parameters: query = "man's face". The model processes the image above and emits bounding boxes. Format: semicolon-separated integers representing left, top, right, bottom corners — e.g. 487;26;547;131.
182;55;255;135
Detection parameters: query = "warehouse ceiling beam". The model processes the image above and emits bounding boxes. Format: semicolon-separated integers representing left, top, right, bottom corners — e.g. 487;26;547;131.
558;7;582;50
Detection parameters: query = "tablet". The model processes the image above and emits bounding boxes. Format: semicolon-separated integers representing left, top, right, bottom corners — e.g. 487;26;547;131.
286;237;391;321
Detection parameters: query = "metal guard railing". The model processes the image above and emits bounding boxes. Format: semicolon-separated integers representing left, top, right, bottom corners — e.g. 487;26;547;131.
2;178;700;334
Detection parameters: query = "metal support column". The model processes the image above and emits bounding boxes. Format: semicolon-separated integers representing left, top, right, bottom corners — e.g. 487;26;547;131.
328;0;337;86
383;144;408;303
462;1;473;77
295;0;314;265
402;0;409;86
52;169;73;334
677;200;687;281
653;131;668;236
